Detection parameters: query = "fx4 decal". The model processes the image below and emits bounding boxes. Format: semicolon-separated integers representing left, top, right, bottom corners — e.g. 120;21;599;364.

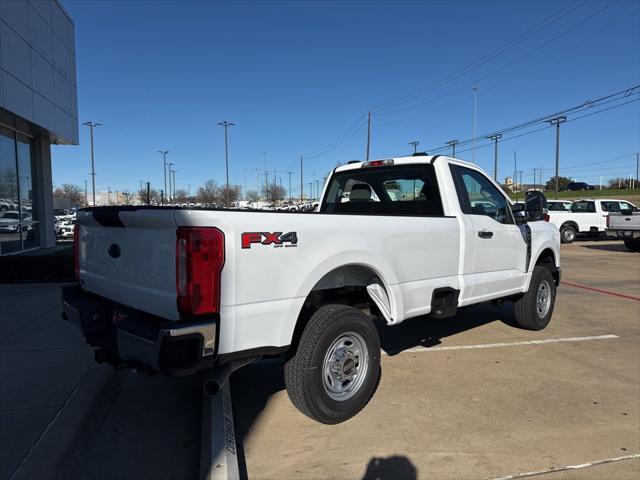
241;232;298;249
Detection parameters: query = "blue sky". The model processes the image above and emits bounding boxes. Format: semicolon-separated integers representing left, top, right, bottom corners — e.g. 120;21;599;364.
52;0;640;196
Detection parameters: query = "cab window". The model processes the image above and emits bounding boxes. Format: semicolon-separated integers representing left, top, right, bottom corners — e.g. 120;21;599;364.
571;201;595;213
450;165;513;224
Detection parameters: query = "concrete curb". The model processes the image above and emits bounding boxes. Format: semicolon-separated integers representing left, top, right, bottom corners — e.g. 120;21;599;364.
9;364;117;480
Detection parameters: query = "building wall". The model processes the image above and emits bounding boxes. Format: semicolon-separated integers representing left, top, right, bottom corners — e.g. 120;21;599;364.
0;0;78;145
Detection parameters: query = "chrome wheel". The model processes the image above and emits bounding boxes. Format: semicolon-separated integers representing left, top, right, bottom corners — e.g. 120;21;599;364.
536;280;552;319
562;228;575;243
322;332;369;401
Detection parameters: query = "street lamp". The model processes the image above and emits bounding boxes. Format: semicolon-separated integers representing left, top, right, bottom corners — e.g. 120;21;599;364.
83;121;102;206
217;121;234;206
472;86;479;163
158;150;169;205
167;162;174;203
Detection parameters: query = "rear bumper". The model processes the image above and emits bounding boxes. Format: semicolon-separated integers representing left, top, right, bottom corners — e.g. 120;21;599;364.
61;285;217;377
606;230;640;239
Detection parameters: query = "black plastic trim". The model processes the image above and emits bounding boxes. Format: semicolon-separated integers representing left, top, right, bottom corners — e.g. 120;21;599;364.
217;345;290;365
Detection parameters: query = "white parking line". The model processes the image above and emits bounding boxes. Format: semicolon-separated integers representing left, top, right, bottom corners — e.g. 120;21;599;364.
486;453;640;479
202;382;241;480
386;334;619;355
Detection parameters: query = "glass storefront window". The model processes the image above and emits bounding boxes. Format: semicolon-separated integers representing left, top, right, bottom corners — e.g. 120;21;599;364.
0;126;37;254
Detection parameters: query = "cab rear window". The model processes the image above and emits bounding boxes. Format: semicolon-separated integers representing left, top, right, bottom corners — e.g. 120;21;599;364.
571;201;595;213
322;165;444;216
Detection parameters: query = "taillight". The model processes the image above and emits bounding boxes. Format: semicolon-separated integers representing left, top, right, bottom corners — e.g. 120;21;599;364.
362;159;394;168
73;224;80;281
176;227;225;316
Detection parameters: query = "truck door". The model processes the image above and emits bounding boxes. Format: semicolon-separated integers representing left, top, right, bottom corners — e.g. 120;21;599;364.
450;165;527;301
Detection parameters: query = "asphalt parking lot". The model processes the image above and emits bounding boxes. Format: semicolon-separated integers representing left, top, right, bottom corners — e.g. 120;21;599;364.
2;239;638;480
232;239;639;479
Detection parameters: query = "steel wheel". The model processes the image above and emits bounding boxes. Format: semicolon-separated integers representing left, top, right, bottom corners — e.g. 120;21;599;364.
536;280;552;319
322;332;369;401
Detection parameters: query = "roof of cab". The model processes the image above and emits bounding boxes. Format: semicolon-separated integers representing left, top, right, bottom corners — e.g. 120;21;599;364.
333;155;476;173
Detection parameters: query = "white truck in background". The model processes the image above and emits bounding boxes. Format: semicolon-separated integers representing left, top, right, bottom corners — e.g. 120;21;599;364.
606;211;640;251
62;155;560;424
548;198;638;243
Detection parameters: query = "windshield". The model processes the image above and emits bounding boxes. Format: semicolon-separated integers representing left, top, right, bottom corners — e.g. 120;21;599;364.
323;164;444;216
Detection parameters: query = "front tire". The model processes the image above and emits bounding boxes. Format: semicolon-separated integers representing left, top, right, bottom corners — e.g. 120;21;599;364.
560;225;577;244
513;266;556;331
284;304;381;424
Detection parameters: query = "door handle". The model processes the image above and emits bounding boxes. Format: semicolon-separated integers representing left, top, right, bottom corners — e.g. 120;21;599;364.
478;230;494;239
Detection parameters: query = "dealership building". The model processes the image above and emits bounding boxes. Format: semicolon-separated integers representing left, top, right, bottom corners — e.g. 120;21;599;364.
0;0;77;255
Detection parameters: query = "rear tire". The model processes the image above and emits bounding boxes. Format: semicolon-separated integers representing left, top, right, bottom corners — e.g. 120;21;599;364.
513;266;556;331
560;225;577;244
284;304;381;424
624;239;640;252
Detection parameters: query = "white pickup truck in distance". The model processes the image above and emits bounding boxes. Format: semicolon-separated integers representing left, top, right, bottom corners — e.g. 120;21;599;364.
548;198;638;243
606;211;640;251
62;155;560;424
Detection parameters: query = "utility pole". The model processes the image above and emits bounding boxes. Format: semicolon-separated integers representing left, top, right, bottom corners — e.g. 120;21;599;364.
532;168;537;190
158;150;169;205
472;86;479;163
243;169;247;201
217;120;234;206
316;179;319;200
300;156;304;202
287;171;292;202
84;179;88;206
309;182;313;200
264;170;269;202
83;121;101;206
519;171;524;194
409;141;419;155
513;151;518;202
487;133;502;181
446;139;459;157
636;153;639;189
365;112;371;161
146;182;150;205
547;116;566;200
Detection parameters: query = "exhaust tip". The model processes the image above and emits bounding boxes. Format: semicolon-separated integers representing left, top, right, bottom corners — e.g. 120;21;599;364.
203;380;221;396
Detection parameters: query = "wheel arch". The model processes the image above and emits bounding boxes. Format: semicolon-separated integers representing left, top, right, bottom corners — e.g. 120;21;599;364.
560;220;579;231
533;247;560;286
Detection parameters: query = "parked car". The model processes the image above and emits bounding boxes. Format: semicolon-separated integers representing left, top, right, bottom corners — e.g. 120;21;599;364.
0;211;32;232
63;155;560;424
606;211;640;251
548;198;638;243
565;182;595;191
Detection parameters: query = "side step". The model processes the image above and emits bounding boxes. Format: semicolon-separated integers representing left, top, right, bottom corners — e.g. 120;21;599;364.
430;288;460;319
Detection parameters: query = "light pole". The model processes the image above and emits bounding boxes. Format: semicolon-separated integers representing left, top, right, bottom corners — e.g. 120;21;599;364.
409;141;419;154
167;162;174;203
547;116;566;199
172;169;177;201
472;86;479;163
158;150;169;205
487;133;502;181
446;139;459;157
83;121;101;206
218;121;234;206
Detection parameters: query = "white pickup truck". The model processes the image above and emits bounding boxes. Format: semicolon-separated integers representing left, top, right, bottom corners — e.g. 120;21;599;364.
548;198;638;243
62;155;560;424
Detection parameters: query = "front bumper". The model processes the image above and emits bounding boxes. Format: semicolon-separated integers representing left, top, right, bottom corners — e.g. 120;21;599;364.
61;285;217;377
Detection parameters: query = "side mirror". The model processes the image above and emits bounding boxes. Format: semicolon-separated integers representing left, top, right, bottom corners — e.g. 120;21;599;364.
511;202;526;224
525;191;548;221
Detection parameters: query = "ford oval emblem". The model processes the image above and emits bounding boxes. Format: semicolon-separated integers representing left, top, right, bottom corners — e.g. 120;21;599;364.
107;243;121;259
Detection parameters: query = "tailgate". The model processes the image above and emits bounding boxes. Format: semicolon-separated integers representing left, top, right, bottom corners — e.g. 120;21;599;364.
77;208;179;320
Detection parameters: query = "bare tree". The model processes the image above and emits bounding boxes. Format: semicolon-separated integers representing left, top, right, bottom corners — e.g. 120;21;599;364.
245;189;259;203
196;179;220;205
219;185;240;204
608;177;630;189
262;182;286;202
173;188;189;203
54;184;84;205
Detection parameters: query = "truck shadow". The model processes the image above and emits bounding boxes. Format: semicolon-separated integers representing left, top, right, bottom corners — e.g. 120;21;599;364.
579;242;630;253
230;302;514;477
376;302;512;355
